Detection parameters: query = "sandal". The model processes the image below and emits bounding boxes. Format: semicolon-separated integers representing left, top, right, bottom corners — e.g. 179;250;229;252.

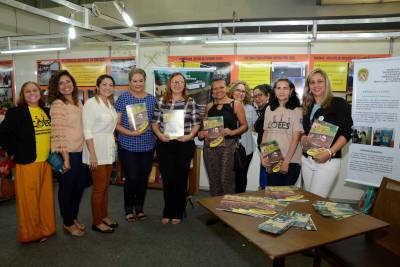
125;213;136;223
161;218;170;225
136;213;147;221
171;219;181;225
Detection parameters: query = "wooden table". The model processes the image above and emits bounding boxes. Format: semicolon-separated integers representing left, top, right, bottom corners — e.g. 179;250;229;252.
198;190;389;267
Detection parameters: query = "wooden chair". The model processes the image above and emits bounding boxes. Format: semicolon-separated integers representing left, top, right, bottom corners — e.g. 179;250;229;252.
318;177;400;267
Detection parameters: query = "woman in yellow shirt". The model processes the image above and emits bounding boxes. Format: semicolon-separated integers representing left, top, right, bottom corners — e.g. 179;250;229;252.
0;81;56;243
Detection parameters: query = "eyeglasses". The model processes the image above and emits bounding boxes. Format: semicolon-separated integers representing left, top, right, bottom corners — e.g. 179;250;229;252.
172;81;185;85
235;89;246;94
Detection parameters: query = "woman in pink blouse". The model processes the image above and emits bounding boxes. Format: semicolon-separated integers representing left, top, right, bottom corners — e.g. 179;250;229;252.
49;70;89;237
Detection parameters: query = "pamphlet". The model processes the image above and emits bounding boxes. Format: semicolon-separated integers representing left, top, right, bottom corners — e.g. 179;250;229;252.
163;109;185;138
301;120;339;156
126;103;149;132
260;140;283;173
203;116;224;147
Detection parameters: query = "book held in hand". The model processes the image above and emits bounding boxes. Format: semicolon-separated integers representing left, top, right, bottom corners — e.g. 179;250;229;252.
301;119;338;156
163;110;185;138
260;140;283;173
126;103;149;132
203;116;224;147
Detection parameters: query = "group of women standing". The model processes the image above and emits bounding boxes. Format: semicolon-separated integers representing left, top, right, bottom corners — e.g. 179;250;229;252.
0;66;352;243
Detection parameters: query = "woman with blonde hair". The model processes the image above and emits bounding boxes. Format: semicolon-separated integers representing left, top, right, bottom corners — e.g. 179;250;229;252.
0;81;56;243
301;68;353;197
228;80;257;193
83;74;118;233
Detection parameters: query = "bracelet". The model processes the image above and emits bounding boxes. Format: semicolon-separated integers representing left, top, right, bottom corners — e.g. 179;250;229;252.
327;149;335;157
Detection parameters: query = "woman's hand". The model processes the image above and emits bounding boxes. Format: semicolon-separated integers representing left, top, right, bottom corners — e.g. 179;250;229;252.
197;130;208;140
313;149;331;164
129;130;145;137
280;159;289;174
158;133;170;142
63;158;71;173
177;134;193;142
89;153;98;170
222;128;233;137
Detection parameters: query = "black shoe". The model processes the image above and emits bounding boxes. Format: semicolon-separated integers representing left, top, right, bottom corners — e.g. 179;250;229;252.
102;220;119;228
92;224;114;233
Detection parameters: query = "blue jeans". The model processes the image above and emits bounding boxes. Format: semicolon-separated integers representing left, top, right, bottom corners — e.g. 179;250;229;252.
266;163;301;186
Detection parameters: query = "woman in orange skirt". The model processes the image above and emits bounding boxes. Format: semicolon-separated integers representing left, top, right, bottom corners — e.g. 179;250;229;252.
0;81;56;243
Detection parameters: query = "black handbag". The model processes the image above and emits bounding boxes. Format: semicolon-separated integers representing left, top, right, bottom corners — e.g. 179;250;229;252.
234;141;247;172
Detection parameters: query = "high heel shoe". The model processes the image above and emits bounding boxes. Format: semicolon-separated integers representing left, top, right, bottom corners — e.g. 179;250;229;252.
91;224;114;234
63;225;85;237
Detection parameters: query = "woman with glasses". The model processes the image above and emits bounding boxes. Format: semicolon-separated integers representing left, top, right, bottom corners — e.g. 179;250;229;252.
229;81;257;193
152;72;201;225
301;69;353;197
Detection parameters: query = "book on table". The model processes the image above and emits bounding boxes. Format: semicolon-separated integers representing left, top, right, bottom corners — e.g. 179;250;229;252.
126;103;149;132
264;186;304;201
163;109;185;139
312;201;359;220
258;214;294;235
260;140;283;173
203;116;224;147
301;119;338;156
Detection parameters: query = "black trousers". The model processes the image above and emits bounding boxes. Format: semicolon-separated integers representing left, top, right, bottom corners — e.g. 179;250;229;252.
58;152;89;226
235;153;253;193
156;140;195;220
119;146;154;214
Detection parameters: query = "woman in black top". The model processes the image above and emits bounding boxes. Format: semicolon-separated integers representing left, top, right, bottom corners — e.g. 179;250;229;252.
198;78;247;197
301;68;353;197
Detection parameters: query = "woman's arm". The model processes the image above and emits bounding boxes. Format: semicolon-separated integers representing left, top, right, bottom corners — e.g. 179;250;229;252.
223;101;248;137
280;131;301;173
198;102;213;140
151;122;170;142
50;101;71;171
115;112;143;137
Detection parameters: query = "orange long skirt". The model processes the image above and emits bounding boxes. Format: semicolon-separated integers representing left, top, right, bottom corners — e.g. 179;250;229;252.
15;162;56;243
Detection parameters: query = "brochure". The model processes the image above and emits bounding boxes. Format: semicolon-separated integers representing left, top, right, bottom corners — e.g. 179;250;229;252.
301;120;339;156
260;140;283;173
126;103;149;132
203;116;224;147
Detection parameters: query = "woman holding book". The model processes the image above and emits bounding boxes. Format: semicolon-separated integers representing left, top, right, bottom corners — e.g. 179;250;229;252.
49;70;89;237
82;74;118;233
301;68;353;197
261;78;303;186
115;68;156;223
151;72;201;225
0;81;56;243
198;77;247;198
229;81;257;193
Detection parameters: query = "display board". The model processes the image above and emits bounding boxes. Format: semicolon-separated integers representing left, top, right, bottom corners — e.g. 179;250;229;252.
347;57;400;187
0;60;14;108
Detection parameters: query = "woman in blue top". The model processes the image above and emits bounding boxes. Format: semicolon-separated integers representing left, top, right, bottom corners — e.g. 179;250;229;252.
115;68;156;222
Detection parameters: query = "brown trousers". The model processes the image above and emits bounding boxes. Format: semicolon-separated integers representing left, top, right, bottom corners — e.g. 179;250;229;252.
91;164;113;225
15;162;56;243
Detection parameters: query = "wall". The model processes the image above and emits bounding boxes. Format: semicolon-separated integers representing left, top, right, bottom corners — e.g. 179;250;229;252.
1;38;399;201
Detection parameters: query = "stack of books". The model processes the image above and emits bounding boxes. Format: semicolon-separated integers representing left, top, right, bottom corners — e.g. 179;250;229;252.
258;211;316;235
285;211;317;231
217;195;288;218
312;201;359;220
264;186;304;202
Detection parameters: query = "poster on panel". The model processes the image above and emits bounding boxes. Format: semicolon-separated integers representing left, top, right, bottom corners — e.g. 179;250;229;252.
0;61;14;110
171;61;231;84
346;57;400;187
110;58;136;86
153;67;215;117
271;62;307;98
313;61;348;92
61;59;107;87
238;61;271;89
37;60;60;86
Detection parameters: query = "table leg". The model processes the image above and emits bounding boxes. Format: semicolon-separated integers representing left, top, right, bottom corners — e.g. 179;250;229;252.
272;257;285;267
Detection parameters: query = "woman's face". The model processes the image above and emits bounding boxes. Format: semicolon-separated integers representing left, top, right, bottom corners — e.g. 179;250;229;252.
212;80;227;100
23;83;41;106
130;73;145;93
97;77;114;98
170;75;185;96
309;73;326;99
275;81;292;104
253;88;268;107
232;84;246;102
58;75;74;96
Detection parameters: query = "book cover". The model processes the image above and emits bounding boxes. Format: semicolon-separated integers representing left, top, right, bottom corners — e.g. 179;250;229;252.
258;214;294;235
126;103;149;132
260;140;283;173
163;109;185;138
203;116;224;147
312;201;359;220
264;186;304;201
301;120;339;156
286;211;316;230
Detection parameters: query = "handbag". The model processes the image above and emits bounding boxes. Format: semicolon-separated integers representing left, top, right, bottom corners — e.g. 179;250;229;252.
47;152;64;173
234;141;247;172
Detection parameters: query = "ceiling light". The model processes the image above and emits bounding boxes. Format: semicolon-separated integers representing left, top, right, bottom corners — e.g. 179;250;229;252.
68;26;76;39
113;1;133;27
1;45;67;54
121;11;133;27
205;39;312;44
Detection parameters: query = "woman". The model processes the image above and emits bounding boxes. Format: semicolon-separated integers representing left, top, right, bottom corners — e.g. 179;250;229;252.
229;81;257;193
252;84;272;189
261;78;303;186
199;78;247;197
0;82;56;243
152;72;201;225
83;74;118;233
49;70;88;237
115;68;156;223
301;68;353;197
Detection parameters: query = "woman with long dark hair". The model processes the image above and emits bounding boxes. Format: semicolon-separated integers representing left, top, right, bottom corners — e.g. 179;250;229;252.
261;78;303;186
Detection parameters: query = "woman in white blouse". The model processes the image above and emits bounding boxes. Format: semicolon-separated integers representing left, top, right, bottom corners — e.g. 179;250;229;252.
83;74;118;234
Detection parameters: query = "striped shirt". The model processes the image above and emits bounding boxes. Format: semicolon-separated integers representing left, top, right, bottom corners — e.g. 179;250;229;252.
151;97;201;135
115;91;157;152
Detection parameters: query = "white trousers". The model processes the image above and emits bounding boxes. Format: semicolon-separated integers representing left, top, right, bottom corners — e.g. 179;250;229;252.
301;156;340;198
